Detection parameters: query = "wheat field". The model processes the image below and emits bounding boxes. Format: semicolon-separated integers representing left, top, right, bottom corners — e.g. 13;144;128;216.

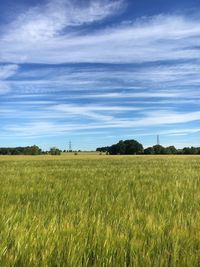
0;155;199;266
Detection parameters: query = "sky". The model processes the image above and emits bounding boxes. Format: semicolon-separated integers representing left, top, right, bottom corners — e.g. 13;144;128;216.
0;0;200;150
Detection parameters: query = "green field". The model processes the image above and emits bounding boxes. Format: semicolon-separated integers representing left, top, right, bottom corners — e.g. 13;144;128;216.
0;155;199;266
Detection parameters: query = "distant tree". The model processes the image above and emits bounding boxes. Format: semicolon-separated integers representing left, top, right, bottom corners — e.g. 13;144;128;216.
29;145;42;155
118;140;127;154
108;140;143;155
96;146;110;152
108;144;119;155
49;147;61;155
0;146;42;155
124;140;143;154
190;147;198;154
183;147;198;155
152;145;166;154
144;147;155;155
182;147;190;154
165;146;177;154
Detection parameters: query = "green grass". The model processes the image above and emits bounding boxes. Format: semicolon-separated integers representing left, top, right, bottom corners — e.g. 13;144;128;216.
0;155;199;266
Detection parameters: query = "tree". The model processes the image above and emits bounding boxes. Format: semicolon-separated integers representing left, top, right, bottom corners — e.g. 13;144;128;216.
108;140;143;155
0;146;42;155
144;147;155;155
124;140;143;154
29;145;42;155
165;146;177;154
183;147;198;155
152;145;166;154
108;144;119;155
115;140;126;154
96;146;110;152
49;147;61;155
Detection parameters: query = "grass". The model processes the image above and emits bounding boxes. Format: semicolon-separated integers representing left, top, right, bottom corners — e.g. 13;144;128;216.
0;154;199;266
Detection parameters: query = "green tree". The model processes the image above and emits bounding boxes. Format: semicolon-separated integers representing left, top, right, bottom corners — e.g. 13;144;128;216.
108;140;143;155
144;147;155;154
153;145;166;154
49;147;61;155
165;146;177;154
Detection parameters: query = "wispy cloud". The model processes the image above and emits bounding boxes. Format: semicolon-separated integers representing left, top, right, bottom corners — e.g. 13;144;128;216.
0;64;19;79
3;0;123;42
0;64;19;94
3;109;200;136
1;11;200;64
0;0;200;148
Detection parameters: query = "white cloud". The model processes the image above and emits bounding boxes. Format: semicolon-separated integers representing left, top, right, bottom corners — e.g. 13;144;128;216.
0;82;11;95
4;110;200;137
0;64;19;94
0;9;200;64
4;62;200;99
11;61;200;86
3;0;123;42
0;64;19;79
1;1;200;146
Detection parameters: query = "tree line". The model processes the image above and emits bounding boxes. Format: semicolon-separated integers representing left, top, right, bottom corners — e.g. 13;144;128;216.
0;146;62;155
96;140;200;155
0;145;42;155
0;140;199;155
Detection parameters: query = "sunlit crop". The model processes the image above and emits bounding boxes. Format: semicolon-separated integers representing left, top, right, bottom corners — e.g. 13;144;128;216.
0;154;199;266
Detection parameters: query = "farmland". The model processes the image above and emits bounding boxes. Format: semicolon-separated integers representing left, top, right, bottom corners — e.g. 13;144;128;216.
0;154;199;266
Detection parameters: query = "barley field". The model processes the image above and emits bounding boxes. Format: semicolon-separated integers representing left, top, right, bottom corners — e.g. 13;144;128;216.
0;154;199;267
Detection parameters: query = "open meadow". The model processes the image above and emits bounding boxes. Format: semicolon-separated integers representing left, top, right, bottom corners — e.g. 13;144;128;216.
0;154;199;266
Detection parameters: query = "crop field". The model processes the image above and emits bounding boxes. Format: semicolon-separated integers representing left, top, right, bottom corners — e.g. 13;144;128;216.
0;154;199;266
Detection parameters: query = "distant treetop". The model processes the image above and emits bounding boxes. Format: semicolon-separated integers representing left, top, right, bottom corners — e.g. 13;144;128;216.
96;140;200;155
97;139;143;155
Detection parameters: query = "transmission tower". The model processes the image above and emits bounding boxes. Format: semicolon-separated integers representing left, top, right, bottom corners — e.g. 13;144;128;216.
157;135;160;145
69;140;72;152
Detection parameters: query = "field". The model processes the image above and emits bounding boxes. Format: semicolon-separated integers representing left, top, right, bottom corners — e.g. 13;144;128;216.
0;154;199;266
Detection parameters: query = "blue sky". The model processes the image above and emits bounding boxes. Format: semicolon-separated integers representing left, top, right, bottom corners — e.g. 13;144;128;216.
1;0;200;150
